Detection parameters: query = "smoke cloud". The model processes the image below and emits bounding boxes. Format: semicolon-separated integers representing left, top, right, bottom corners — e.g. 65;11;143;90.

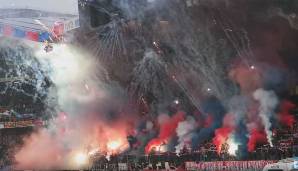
175;116;196;154
253;88;278;147
14;44;133;169
145;111;185;153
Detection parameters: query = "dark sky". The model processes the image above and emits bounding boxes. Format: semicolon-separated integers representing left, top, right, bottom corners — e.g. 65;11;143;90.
214;0;298;75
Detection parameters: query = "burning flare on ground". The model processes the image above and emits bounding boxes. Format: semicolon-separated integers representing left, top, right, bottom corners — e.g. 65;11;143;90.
227;138;239;156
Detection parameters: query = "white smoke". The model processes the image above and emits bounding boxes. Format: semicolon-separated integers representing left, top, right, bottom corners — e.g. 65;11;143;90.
35;44;106;107
15;44;131;170
175;116;196;154
146;121;154;130
253;88;278;147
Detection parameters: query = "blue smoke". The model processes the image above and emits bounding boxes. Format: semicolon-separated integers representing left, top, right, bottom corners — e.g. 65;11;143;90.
191;96;226;150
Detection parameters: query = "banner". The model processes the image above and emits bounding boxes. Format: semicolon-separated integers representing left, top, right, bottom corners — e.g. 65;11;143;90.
1;120;44;129
16;120;34;127
4;122;16;128
0;24;44;42
185;160;277;171
0;18;78;42
0;19;79;42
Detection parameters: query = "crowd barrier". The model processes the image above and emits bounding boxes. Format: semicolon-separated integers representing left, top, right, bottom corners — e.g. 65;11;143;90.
7;160;278;171
185;160;276;171
0;120;44;129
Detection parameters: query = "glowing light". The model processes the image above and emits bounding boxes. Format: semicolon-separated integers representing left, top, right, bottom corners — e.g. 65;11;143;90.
159;145;168;153
88;148;100;156
151;144;167;153
174;100;179;104
74;152;88;166
59;112;67;121
207;88;211;92
85;84;89;91
107;140;121;151
250;65;255;70
227;139;238;156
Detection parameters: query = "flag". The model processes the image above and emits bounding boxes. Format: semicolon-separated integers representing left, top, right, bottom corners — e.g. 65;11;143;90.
39;32;50;42
26;31;39;41
14;28;26;38
3;25;13;36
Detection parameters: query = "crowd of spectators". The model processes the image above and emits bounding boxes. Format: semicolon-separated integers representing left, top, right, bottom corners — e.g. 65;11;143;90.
0;122;297;170
0;110;297;170
88;118;298;170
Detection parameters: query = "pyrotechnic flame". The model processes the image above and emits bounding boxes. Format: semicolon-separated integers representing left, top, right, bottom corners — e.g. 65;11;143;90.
73;152;88;166
147;141;168;153
227;138;238;156
88;148;100;156
158;144;168;153
107;140;122;151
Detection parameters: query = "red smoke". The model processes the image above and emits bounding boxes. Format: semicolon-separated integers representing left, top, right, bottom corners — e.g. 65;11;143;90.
213;113;235;154
213;127;233;154
145;139;166;154
15;129;66;169
247;129;267;152
278;100;296;128
229;61;262;94
145;112;185;153
15;112;132;169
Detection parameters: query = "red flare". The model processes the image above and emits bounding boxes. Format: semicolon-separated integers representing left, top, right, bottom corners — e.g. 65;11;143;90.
145;139;165;154
213;127;233;154
145;112;185;154
159;111;185;140
247;129;267;152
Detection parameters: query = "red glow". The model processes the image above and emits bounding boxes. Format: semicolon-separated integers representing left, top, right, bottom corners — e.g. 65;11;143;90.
145;112;185;154
58;112;67;122
229;62;262;94
278;100;296;128
145;139;165;153
213;127;233;154
247;129;267;152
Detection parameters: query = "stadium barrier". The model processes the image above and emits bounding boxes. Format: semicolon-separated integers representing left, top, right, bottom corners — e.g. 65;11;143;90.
0;120;45;129
185;160;277;171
